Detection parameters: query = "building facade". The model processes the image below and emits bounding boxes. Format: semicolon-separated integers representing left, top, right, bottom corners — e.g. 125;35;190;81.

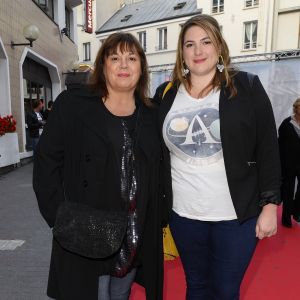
0;0;81;167
76;0;143;68
92;0;299;93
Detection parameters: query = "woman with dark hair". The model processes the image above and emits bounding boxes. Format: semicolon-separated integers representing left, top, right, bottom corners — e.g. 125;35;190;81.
279;97;300;227
26;98;45;154
153;14;281;299
33;32;164;300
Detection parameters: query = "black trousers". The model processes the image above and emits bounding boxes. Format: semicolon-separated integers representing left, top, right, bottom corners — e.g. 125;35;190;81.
281;166;300;219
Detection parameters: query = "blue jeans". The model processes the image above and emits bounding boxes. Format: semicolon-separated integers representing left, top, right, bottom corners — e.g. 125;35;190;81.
169;211;258;300
31;137;40;157
98;268;136;300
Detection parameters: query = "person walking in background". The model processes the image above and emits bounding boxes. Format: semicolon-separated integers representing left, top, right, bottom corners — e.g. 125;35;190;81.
153;14;281;300
26;99;46;155
33;32;164;300
279;98;300;228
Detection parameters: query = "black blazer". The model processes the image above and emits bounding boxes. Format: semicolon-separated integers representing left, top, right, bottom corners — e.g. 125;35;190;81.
26;111;44;138
278;116;300;172
153;71;281;223
33;86;164;300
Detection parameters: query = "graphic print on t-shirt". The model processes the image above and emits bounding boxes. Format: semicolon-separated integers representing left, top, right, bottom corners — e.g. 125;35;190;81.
164;101;222;165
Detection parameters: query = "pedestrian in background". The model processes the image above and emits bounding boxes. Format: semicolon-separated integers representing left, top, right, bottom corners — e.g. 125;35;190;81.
153;14;281;300
26;99;45;155
33;32;164;300
279;97;300;228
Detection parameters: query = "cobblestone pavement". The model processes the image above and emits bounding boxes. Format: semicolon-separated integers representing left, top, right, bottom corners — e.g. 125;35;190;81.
0;163;51;300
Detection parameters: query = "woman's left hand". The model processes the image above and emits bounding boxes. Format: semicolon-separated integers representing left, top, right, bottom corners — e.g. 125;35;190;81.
255;203;278;240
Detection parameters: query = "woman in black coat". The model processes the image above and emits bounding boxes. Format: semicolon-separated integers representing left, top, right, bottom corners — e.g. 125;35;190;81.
26;99;45;154
279;98;300;227
33;33;164;300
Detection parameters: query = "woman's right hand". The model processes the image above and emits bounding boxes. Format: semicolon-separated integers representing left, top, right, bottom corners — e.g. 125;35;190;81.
255;203;278;239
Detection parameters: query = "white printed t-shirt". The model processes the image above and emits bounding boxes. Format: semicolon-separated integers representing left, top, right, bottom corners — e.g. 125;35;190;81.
163;84;237;221
35;112;43;136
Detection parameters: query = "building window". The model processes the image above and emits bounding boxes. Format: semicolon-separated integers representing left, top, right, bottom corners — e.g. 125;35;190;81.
243;21;258;49
83;42;91;61
157;27;167;50
212;0;224;14
33;0;54;19
244;0;259;8
138;31;146;52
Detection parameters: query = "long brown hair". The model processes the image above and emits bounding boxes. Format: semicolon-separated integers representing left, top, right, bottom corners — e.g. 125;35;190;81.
172;14;237;98
89;32;150;105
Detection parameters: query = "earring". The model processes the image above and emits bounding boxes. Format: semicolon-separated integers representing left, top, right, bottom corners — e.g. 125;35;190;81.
216;55;225;73
182;62;189;77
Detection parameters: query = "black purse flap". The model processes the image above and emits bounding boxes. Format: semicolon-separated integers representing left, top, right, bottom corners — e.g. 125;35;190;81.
53;201;127;259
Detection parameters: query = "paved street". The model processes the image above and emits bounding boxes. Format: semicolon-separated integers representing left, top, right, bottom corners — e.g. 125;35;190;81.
0;163;51;300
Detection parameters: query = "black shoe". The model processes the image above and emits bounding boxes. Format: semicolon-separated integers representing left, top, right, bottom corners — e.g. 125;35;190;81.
282;217;292;228
293;215;300;223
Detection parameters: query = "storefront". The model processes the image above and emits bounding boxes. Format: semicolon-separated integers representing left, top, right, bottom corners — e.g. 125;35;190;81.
0;0;81;168
23;57;53;150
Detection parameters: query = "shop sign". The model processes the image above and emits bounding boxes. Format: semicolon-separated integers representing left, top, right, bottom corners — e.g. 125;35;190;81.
85;0;93;34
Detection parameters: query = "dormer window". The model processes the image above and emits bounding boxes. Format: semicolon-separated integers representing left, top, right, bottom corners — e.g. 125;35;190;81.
121;15;132;22
174;2;186;10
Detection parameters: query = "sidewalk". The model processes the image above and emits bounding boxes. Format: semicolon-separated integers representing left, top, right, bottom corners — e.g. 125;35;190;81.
0;163;51;300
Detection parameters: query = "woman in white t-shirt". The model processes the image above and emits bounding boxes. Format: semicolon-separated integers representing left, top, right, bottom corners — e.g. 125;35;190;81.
153;14;281;300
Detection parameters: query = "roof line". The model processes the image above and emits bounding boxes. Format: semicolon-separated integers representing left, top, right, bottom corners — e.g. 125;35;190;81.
95;10;202;34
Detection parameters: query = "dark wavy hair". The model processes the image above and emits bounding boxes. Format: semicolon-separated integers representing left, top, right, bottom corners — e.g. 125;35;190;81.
172;14;237;98
89;32;150;105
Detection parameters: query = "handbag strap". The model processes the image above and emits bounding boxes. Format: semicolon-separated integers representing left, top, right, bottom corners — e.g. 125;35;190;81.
162;81;173;99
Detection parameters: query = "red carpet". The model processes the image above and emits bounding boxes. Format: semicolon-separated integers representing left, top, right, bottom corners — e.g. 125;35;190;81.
130;207;300;299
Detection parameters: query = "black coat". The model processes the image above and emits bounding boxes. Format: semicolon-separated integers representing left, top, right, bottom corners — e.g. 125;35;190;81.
153;71;281;223
26;111;44;138
33;87;164;300
278;116;300;173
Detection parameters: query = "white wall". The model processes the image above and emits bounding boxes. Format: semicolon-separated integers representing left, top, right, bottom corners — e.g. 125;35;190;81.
95;0;124;30
278;0;300;10
198;0;274;56
97;16;191;68
77;0;99;66
0;38;11;116
276;12;300;50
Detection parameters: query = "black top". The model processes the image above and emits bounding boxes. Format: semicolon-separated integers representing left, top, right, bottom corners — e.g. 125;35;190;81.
26;111;44;138
278;116;300;172
101;103;138;208
101;103;139;276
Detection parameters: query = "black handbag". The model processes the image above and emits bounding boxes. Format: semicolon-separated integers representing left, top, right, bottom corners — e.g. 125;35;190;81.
52;201;127;259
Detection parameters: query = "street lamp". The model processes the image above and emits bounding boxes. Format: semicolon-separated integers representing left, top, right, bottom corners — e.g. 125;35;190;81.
11;24;40;49
62;60;80;75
